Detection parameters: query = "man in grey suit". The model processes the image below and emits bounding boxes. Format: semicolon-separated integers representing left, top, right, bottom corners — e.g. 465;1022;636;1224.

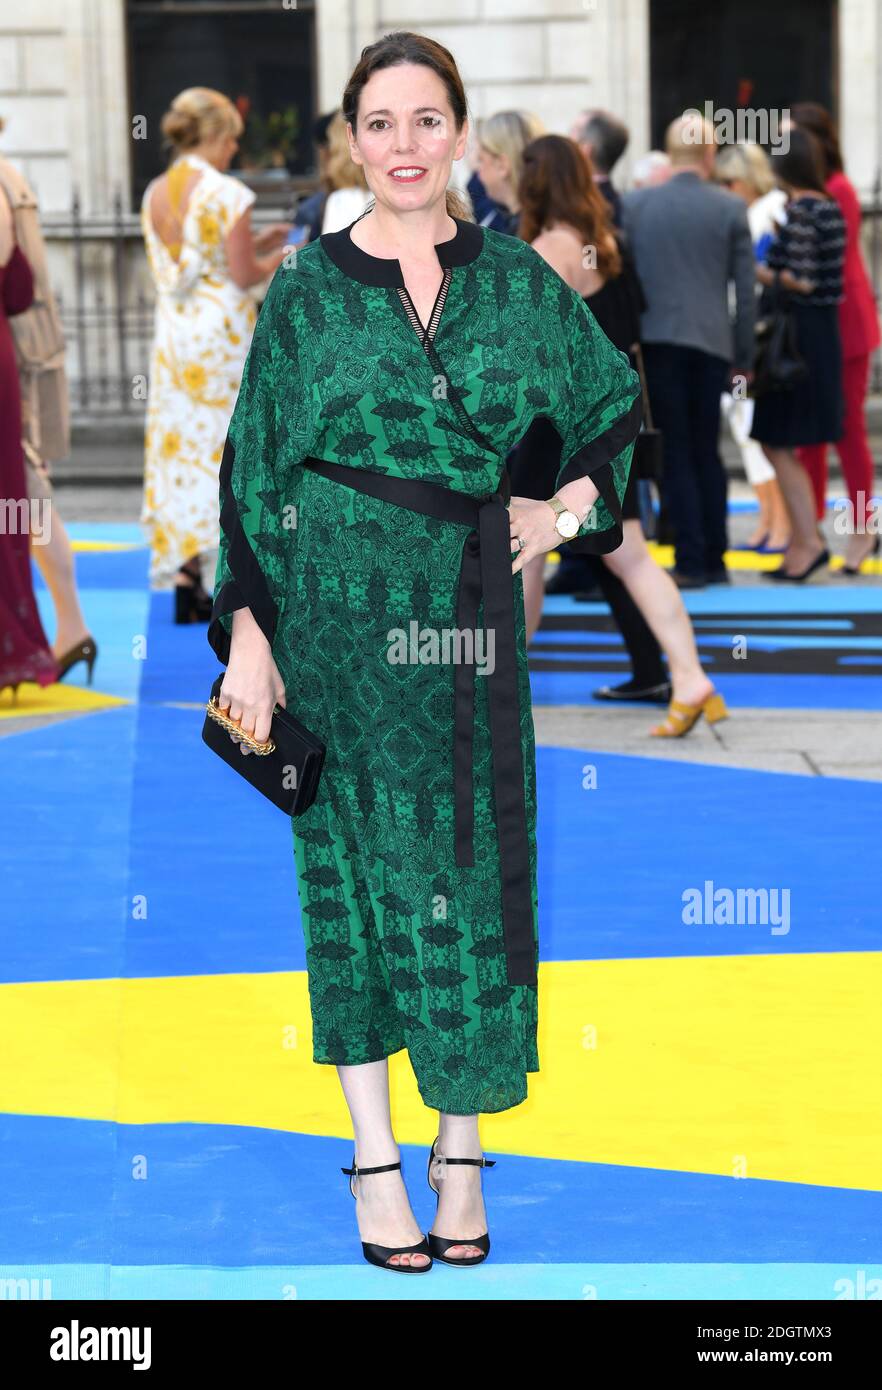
623;114;756;586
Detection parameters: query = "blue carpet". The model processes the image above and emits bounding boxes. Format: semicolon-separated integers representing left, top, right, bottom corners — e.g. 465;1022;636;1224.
2;521;879;1299
530;671;882;709
33;546;150;591
537;747;881;960
1;1117;879;1267
2;720;878;982
6;1261;879;1300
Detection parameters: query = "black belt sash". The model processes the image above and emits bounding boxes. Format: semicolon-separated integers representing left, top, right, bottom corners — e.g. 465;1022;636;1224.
303;455;537;988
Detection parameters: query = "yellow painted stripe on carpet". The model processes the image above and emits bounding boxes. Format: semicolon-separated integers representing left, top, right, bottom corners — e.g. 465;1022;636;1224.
0;684;129;718
551;544;882;574
71;541;144;552
643;543;882;574
1;954;880;1189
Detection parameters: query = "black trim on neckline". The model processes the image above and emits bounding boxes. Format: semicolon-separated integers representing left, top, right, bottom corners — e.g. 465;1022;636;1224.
320;213;484;287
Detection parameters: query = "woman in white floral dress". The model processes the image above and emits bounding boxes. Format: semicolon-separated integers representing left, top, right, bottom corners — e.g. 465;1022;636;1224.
141;87;291;621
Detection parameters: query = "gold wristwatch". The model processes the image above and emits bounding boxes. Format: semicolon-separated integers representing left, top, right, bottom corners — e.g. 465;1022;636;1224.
546;495;580;540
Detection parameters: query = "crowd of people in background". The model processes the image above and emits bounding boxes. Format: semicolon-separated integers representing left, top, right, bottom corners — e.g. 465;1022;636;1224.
215;87;881;650
0;86;879;726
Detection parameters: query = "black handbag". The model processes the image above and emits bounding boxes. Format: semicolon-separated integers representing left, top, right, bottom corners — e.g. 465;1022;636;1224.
631;343;663;482
751;282;808;397
202;672;326;815
629;343;662;539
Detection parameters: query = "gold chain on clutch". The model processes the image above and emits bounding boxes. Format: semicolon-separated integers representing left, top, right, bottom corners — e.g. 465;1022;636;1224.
205;695;276;755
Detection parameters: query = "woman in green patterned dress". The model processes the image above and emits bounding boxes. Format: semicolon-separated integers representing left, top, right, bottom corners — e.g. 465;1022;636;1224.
208;32;640;1273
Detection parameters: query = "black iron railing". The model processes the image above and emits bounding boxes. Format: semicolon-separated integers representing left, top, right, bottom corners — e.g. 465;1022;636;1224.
45;190;153;416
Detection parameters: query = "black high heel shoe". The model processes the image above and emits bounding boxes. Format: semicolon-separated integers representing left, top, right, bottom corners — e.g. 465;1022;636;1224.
174;559;213;625
174;584;213;624
56;636;98;684
765;548;830;582
841;535;881;576
426;1135;496;1267
341;1156;433;1274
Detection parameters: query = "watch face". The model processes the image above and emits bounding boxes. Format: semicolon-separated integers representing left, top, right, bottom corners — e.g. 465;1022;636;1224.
556;510;580;539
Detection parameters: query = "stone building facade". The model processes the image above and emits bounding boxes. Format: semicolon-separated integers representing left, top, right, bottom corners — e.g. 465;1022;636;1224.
0;0;879;414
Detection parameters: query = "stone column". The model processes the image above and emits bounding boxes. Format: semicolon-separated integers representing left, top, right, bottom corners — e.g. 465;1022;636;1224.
839;0;882;199
66;0;130;215
316;0;381;113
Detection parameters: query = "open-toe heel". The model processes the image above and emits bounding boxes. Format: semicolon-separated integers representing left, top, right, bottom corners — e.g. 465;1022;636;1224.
341;1156;433;1274
650;689;729;738
426;1135;495;1267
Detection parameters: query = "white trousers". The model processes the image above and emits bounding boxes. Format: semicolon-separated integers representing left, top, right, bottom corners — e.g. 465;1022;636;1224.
720;392;776;486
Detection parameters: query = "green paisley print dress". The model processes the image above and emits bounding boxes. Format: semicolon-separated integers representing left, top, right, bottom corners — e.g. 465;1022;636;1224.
208;213;641;1115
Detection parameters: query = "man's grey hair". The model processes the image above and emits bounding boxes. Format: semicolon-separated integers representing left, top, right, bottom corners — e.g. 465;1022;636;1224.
573;110;630;175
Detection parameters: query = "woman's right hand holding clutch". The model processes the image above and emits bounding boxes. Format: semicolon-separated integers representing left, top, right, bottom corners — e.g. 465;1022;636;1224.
220;607;286;756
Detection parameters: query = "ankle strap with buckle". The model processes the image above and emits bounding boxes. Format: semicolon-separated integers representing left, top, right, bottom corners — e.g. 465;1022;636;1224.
340;1160;402;1177
439;1156;496;1167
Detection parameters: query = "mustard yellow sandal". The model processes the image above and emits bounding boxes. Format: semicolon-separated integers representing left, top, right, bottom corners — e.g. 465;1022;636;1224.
649;689;729;738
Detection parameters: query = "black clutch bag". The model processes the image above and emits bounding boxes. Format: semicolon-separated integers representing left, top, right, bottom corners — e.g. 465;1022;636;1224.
201;672;326;815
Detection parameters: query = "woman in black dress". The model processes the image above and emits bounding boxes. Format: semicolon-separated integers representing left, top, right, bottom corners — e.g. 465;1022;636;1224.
751;127;846;581
509;135;722;737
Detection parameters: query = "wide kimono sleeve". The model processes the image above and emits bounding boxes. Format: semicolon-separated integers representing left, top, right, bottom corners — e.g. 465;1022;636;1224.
546;281;643;554
207;264;293;667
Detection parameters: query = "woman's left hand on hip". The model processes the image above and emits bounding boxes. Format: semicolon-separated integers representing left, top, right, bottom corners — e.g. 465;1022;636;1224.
508;496;565;575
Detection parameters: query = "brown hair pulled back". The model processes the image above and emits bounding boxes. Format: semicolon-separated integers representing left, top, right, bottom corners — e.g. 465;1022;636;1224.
341;31;472;221
160;87;242;156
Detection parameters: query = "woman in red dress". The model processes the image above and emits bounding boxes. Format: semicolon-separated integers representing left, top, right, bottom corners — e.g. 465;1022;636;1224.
0;187;58;698
792;103;881;574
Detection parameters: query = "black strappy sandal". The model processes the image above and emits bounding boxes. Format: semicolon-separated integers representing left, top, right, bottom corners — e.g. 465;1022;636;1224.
426;1135;496;1267
341;1156;433;1274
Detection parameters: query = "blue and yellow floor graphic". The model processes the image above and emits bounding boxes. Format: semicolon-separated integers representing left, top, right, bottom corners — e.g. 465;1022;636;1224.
1;522;880;1300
